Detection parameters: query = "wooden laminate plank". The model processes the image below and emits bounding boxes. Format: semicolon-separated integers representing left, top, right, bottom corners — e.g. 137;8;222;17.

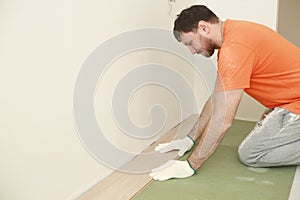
77;114;198;200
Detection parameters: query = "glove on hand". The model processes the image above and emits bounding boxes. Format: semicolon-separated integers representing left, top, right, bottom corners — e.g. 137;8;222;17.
149;160;196;181
155;136;194;157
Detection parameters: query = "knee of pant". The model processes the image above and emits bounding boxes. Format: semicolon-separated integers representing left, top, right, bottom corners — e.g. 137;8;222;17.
238;145;257;167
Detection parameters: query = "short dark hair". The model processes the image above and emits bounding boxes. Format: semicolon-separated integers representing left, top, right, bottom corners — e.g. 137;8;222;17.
173;5;219;42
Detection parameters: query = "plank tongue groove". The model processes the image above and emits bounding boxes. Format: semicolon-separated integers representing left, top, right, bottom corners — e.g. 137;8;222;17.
77;114;198;200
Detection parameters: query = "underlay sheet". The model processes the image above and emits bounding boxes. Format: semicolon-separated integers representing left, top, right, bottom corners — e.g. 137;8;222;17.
135;120;296;200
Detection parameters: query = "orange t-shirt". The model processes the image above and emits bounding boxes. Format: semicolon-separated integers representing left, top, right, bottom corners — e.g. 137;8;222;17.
218;19;300;114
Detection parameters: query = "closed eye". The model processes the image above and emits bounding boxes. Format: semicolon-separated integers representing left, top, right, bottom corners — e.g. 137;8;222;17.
184;42;192;46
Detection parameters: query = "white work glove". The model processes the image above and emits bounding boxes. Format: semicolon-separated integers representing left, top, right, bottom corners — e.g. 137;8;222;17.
149;160;196;181
155;136;194;157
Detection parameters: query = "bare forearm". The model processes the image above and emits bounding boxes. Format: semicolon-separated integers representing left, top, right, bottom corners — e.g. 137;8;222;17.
187;89;244;170
188;97;212;141
188;117;231;169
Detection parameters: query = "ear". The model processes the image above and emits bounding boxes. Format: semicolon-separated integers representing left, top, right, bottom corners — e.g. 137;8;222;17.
197;21;210;35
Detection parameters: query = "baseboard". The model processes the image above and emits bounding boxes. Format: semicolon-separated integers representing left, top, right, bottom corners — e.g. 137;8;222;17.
75;114;199;200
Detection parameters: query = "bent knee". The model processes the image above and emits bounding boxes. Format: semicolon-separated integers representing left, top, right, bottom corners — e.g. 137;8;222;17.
238;146;253;166
238;145;262;167
238;145;275;167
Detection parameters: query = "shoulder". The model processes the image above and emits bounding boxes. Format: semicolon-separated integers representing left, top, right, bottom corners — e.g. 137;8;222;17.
224;19;274;43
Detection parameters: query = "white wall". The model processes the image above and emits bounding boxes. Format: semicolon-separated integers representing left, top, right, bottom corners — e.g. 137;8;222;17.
0;0;278;200
0;1;198;200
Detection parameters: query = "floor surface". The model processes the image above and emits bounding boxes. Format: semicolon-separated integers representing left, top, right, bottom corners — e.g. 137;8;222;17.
135;120;296;200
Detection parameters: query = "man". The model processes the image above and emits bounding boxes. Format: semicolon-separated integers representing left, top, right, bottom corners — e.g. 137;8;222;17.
149;5;300;181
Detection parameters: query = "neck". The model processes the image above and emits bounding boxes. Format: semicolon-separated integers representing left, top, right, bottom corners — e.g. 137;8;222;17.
217;20;225;48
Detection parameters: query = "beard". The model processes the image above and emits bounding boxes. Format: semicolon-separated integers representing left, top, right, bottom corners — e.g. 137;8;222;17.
199;37;216;57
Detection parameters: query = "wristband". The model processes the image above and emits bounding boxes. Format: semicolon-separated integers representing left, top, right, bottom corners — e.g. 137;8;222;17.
187;160;198;174
186;135;195;144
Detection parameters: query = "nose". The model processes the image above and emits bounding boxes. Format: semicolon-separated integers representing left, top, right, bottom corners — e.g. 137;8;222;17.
188;46;197;54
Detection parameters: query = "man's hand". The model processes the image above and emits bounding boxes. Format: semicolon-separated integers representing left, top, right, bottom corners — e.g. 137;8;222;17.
149;160;196;181
154;136;194;157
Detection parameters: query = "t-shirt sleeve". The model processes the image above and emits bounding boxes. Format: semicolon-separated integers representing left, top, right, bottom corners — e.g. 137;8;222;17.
217;43;256;91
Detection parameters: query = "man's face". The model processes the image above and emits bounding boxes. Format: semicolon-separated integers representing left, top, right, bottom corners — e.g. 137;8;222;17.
179;30;215;57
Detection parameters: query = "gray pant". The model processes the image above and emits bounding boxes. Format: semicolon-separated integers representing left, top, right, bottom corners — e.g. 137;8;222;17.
238;107;300;167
